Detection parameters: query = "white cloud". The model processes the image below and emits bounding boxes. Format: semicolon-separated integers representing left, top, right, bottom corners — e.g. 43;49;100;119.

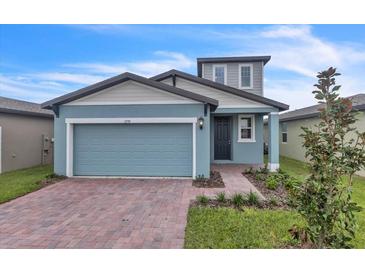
205;25;365;109
63;51;194;77
35;72;105;85
0;51;195;102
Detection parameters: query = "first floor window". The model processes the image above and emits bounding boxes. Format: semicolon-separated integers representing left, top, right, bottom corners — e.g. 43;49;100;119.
238;115;255;142
213;65;226;84
281;123;288;143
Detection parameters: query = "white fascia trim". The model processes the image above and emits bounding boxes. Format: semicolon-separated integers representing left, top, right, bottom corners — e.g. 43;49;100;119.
65;117;198;124
65;117;198;179
212;64;228;85
239;63;254;90
65;101;200;106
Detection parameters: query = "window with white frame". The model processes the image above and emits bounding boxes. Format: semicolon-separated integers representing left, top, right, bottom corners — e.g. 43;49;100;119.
213;65;227;84
281;123;288;143
239;64;253;89
238;115;255;142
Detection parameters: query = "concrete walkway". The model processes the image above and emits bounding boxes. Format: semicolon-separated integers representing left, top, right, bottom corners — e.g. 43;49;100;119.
211;164;265;199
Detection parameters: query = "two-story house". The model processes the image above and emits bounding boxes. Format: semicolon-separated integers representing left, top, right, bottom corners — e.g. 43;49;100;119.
42;56;288;178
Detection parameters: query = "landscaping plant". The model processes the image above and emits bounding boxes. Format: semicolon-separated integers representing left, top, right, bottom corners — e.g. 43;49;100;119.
292;67;365;248
196;195;209;205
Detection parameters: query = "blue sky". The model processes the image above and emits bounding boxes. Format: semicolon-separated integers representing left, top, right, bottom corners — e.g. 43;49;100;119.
1;24;365;110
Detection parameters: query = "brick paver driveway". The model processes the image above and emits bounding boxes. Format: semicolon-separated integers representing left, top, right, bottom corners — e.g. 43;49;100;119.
0;166;262;248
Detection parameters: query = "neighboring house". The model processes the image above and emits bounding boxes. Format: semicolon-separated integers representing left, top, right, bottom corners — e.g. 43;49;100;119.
0;96;54;173
265;93;365;177
42;56;289;178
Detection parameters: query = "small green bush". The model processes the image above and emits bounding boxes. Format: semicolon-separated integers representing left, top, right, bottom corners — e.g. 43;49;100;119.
259;165;269;174
215;192;227;203
246;191;260;206
265;175;280;190
196;195;209;205
283;176;301;190
231;193;246;207
255;173;266;181
268;196;279;206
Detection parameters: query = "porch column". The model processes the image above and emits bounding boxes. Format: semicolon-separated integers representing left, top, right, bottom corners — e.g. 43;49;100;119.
268;112;279;172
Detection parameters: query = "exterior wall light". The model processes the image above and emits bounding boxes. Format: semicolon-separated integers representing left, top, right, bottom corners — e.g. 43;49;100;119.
198;117;204;129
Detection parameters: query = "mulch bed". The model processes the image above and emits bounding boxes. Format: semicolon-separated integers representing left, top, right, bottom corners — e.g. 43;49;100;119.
190;198;285;210
192;171;225;188
243;172;290;209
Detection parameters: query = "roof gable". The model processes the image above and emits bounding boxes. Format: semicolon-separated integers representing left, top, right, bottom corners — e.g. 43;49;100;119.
65;80;197;105
150;69;289;111
162;76;269;108
41;72;218;110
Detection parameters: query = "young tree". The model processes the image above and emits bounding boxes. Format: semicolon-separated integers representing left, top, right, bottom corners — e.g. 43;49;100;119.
293;67;365;248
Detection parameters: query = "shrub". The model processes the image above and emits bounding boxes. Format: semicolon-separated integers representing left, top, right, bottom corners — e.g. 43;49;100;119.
255;173;266;182
265;175;280;190
259;165;269;174
196;195;209;205
231;193;246;207
292;67;365;248
246;191;260;206
215;192;227;203
283;176;300;190
268;196;279;206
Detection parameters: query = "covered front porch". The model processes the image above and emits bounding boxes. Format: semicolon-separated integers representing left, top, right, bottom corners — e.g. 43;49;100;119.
209;108;279;172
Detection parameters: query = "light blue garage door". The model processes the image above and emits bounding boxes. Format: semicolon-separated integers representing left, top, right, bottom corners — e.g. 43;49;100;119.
73;123;193;177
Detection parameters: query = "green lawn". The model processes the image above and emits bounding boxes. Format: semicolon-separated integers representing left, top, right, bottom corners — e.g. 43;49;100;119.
0;165;53;204
185;156;365;248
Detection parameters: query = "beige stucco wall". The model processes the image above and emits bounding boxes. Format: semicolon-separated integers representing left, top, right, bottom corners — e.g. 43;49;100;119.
0;113;54;173
278;110;365;177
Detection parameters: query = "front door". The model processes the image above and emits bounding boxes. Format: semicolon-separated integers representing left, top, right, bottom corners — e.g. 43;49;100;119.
214;117;232;160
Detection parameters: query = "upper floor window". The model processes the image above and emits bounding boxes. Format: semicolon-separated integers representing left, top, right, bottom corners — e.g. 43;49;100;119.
281;123;288;143
213;64;227;85
239;64;253;89
238;114;255;142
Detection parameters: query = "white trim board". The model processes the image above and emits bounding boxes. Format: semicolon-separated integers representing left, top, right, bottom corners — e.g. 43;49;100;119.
65;117;198;124
65;117;198;179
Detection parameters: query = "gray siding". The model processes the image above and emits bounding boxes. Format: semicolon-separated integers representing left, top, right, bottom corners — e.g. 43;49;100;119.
0;113;53;173
202;62;263;96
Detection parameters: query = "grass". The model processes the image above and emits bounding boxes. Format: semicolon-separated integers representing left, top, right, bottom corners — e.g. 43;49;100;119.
185;156;365;248
185;207;303;248
0;165;53;204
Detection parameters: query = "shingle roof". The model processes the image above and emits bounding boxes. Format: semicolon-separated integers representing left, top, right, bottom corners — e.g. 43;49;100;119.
197;56;271;77
41;72;219;110
150;69;289;111
0;96;53;118
280;93;365;122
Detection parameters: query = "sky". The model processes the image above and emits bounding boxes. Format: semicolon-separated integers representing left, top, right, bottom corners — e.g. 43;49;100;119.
1;24;365;110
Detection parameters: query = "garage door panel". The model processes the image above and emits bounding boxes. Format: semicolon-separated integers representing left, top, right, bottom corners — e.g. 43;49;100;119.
73;124;192;176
